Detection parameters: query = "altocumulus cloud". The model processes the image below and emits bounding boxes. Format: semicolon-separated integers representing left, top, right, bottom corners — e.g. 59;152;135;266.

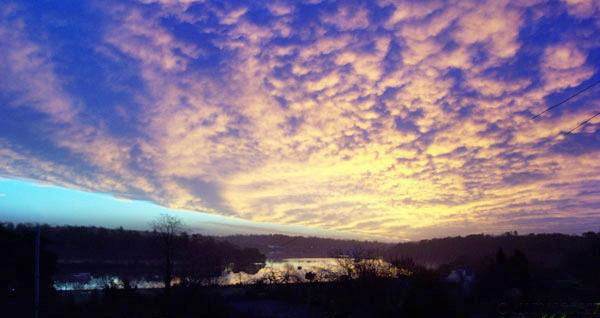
1;0;600;240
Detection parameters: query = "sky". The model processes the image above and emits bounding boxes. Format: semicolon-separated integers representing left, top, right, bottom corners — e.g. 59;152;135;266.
0;0;599;241
0;178;348;239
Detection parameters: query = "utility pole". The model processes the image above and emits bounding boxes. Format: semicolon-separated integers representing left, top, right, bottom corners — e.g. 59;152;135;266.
34;224;40;318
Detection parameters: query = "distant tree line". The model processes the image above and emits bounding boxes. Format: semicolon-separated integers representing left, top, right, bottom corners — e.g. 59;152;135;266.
220;234;393;259
0;221;266;290
385;231;600;269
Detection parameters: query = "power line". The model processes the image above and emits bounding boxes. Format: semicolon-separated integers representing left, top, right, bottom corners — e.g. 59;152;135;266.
566;111;600;134
531;78;600;119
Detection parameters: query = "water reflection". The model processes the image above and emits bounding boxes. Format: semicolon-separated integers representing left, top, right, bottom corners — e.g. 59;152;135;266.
54;276;164;291
221;258;339;285
54;258;341;290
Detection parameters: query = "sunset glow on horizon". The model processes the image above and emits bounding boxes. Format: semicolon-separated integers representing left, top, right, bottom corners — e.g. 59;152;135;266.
1;0;600;240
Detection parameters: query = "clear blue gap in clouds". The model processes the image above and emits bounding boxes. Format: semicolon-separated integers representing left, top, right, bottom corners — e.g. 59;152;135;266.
0;178;352;239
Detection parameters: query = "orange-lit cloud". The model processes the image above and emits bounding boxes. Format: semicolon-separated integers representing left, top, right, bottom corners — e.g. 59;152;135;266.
1;0;600;240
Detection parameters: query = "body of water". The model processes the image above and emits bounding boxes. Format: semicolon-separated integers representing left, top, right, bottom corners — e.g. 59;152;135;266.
54;258;341;291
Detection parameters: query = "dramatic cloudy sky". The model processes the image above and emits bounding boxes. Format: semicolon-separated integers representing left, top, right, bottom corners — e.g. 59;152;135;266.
1;0;600;240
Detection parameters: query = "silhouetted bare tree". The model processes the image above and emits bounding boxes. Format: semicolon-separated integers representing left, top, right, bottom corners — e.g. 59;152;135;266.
332;247;396;280
151;214;182;292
